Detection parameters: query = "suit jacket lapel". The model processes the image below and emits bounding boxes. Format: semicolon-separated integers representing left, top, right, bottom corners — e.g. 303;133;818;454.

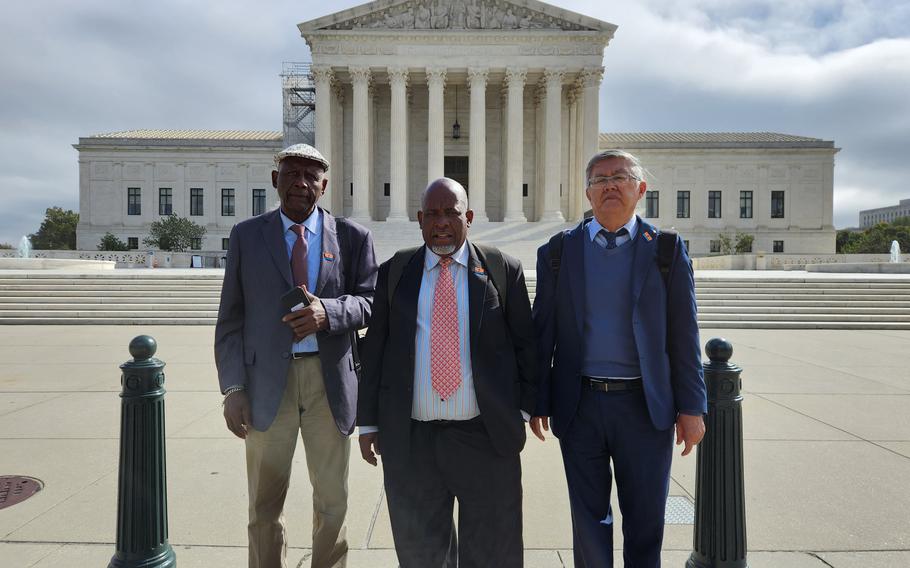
466;243;488;353
398;247;425;375
564;223;587;338
316;209;339;296
631;216;658;305
261;209;293;289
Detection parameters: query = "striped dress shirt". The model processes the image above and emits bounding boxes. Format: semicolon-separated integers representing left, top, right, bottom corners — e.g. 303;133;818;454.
411;242;480;421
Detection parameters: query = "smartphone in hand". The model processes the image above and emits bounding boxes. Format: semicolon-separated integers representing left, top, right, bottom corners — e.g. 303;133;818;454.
280;286;311;312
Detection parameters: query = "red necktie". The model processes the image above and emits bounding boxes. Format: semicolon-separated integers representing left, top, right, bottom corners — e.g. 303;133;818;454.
430;257;462;400
290;224;308;288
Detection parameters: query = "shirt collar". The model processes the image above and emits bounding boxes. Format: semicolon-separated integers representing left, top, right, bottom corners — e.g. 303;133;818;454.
280;207;321;237
587;215;638;242
424;240;470;271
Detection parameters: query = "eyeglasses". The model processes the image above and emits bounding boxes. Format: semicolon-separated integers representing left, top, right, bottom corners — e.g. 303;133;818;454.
586;174;640;188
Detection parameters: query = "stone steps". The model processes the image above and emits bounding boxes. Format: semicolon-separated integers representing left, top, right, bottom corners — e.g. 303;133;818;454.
2;271;910;328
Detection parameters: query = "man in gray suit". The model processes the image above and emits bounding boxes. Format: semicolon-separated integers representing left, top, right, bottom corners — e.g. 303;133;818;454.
215;143;378;568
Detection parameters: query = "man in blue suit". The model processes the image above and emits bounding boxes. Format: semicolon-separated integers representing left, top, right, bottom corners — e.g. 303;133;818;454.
531;149;706;567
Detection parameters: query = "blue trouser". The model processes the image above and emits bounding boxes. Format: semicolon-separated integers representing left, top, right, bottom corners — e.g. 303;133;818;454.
559;385;674;568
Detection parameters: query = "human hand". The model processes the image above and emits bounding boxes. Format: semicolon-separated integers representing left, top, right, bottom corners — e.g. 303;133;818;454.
281;286;328;341
675;413;706;456
223;391;252;439
530;416;549;442
359;432;381;466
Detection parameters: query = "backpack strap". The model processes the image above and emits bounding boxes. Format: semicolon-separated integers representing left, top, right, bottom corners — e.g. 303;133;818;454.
656;229;678;286
547;231;567;281
472;243;508;309
387;246;421;306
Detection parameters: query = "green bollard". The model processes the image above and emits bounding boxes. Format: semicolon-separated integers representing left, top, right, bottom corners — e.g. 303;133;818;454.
109;335;176;568
687;338;748;568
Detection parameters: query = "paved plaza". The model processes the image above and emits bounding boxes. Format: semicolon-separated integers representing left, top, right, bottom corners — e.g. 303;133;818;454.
1;325;909;567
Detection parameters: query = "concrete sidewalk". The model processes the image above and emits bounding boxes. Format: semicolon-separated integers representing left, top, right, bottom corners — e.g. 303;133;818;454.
1;326;908;567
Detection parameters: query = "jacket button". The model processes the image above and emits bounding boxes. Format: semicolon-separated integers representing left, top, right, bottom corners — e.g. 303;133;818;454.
281;351;290;359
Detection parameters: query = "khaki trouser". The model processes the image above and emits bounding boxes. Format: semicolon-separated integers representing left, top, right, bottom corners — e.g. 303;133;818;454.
245;356;350;568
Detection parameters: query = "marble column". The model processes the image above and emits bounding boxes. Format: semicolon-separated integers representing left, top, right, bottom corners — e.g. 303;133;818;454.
568;84;584;220
350;66;371;219
311;66;334;206
542;68;566;221
426;66;447;183
330;81;345;215
387;66;409;221
503;67;527;222
580;66;604;178
467;66;489;221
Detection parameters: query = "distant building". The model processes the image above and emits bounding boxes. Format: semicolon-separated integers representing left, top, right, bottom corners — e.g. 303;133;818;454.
859;199;910;228
73;130;282;251
72;0;839;256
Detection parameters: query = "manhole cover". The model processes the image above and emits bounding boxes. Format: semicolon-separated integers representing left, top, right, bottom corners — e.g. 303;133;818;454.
0;476;44;510
664;495;695;524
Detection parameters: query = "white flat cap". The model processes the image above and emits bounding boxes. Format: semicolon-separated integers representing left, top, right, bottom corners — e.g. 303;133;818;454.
274;143;330;171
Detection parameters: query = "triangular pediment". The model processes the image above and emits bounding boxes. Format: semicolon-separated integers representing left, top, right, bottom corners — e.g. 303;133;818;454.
299;0;616;33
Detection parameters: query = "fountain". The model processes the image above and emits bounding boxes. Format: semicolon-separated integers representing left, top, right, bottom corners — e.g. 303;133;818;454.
17;236;31;258
891;240;901;263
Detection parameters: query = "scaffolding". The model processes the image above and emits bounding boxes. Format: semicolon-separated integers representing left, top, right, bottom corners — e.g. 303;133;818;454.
281;62;316;147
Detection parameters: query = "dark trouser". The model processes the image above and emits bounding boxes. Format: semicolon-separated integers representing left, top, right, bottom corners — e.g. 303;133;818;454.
383;417;524;568
559;386;673;568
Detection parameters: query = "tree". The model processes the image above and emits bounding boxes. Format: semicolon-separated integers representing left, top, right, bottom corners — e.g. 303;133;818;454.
836;229;863;253
29;207;79;250
841;222;910;254
716;233;734;255
734;232;754;254
97;232;130;251
0;243;12;249
143;215;206;252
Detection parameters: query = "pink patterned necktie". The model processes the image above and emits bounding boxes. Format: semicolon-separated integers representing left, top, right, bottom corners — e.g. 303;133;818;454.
430;257;462;400
290;224;308;288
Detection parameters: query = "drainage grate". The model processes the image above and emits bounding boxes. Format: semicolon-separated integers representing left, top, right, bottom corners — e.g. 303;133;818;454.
0;476;44;510
664;495;695;524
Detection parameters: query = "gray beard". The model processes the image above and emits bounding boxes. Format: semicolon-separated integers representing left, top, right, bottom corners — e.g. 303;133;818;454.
429;244;456;256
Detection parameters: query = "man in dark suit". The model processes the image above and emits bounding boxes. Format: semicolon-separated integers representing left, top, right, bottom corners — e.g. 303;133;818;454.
215;144;377;568
531;150;707;567
357;178;537;568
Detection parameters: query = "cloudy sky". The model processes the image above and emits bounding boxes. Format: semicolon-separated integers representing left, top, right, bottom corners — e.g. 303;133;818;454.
1;0;908;245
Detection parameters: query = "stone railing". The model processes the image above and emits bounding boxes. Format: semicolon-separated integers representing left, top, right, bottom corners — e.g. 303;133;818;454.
692;253;894;271
0;249;226;268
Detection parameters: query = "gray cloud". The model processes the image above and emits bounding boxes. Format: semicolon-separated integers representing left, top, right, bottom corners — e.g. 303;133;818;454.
0;0;907;244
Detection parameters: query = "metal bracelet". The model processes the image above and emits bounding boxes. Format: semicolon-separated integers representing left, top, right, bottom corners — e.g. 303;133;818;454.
222;386;245;405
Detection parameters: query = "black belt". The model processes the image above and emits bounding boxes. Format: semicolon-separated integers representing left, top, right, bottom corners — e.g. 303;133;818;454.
416;416;483;428
582;376;642;392
290;351;319;360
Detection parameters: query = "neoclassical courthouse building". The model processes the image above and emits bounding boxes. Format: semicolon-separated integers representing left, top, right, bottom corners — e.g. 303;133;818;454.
74;0;838;256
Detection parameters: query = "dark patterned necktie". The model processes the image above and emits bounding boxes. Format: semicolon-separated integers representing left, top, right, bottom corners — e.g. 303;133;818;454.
598;227;629;249
290;224;308;288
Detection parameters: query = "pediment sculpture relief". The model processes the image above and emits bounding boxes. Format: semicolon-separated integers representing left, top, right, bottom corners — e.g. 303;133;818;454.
323;0;591;31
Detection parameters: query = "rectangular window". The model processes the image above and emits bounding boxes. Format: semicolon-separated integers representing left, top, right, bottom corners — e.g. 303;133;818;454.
683;240;690;253
708;191;722;218
739;190;753;219
190;237;202;250
222;238;230;250
190;188;204;216
252;189;266;216
676;191;690;218
771;191;785;218
221;188;235;216
384;183;390;197
127;187;141;215
127;237;138;250
710;240;721;253
158;188;173;216
350;182;353;196
773;240;784;253
522;183;528;197
645;191;659;218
